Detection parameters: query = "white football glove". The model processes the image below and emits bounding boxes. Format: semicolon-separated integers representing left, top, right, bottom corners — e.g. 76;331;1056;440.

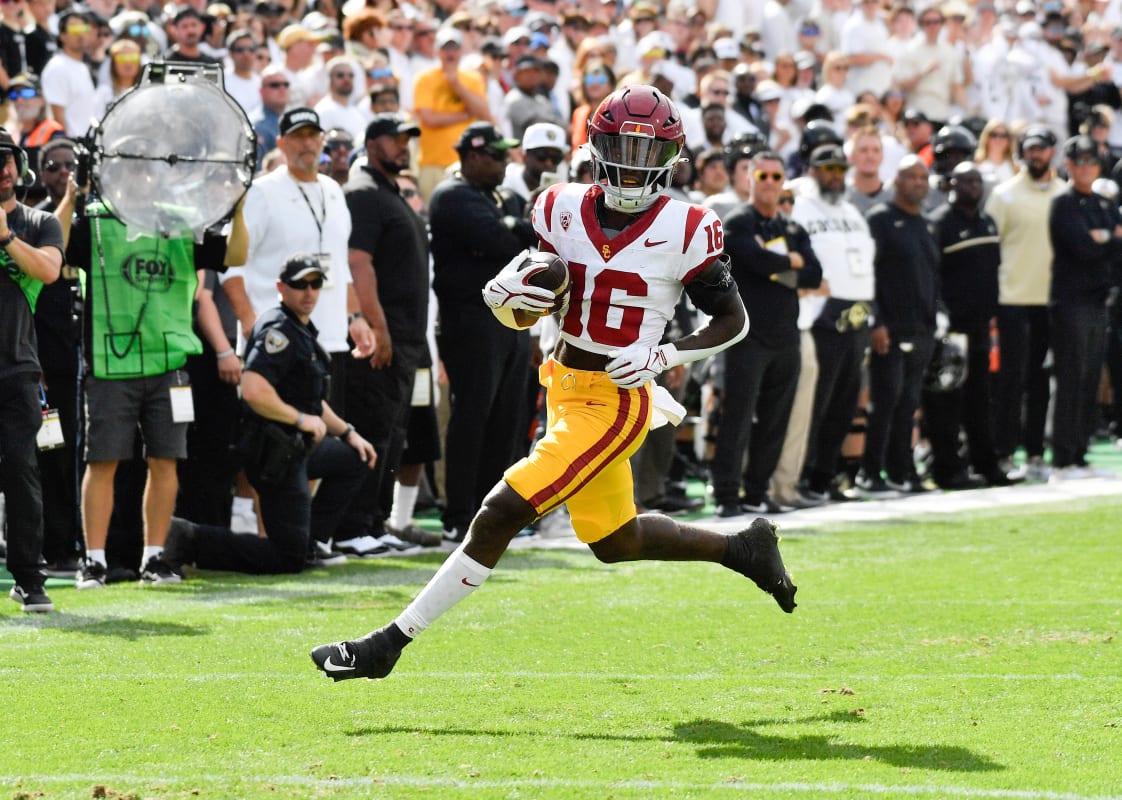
605;344;679;390
482;249;556;314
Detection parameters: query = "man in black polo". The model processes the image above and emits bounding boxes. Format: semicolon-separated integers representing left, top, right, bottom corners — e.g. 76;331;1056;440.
163;254;377;575
338;113;432;552
429;121;537;544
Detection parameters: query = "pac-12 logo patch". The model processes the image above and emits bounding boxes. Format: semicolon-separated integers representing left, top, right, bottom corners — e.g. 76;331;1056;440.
122;251;175;293
560;211;572;231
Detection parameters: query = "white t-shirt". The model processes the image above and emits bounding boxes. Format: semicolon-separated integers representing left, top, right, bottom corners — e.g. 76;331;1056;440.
224;71;263;119
840;14;893;97
223;167;353;353
41;51;98;136
314;95;369;143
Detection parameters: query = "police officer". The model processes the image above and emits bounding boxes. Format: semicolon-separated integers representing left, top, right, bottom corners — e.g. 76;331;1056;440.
163;254;377;575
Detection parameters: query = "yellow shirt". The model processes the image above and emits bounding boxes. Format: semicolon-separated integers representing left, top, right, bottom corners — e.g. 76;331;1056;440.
413;66;487;168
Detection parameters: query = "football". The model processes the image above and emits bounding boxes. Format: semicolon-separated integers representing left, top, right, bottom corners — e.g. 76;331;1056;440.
513;251;570;326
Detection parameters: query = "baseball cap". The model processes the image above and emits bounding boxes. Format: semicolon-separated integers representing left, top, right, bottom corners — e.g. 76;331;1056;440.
1063;134;1097;160
503;25;531;46
713;37;740;59
364;112;420;141
637;31;669;57
277;24;324;49
794;49;817;69
514;54;545;71
1015;0;1035;13
480;36;507;58
435;27;462;48
280;253;325;284
1022;126;1056;149
522;122;566;151
903;107;930;125
279;107;323;136
755;80;784;103
8;73;39;91
456;121;519;152
810;143;849;167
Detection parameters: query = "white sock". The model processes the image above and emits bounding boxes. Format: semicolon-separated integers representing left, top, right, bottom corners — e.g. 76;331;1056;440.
143;545;163;562
389;484;419;530
232;496;254;515
394;545;492;638
87;548;107;567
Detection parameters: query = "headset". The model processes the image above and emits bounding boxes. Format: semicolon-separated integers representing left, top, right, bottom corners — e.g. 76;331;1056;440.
0;139;29;178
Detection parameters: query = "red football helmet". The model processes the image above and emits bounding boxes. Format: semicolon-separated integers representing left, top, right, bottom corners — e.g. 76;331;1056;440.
587;85;685;212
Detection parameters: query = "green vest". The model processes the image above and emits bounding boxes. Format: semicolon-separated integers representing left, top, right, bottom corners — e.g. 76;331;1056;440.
1;252;44;311
84;202;202;378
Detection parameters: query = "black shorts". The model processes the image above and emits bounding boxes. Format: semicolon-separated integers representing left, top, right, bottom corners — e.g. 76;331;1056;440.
84;370;189;462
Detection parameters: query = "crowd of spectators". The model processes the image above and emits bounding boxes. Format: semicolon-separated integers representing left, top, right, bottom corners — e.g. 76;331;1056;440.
3;0;1122;609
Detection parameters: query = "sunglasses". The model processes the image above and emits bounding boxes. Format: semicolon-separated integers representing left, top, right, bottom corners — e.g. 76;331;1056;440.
529;149;563;163
331;72;354;79
390;23;412;31
43;159;76;173
990;131;1010;139
480;148;509;162
285;276;324;290
400;188;418;198
817;163;848;174
368;68;393;79
710;88;730;96
584;73;609;86
114;53;141;63
778;195;795;205
1072;156;1101;166
921;17;943;25
263;81;290;88
126;24;147;36
66;23;92;34
229;45;255;53
754;170;785;182
8;87;37;100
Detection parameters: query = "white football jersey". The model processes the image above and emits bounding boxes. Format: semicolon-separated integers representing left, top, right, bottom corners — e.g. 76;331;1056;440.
532;183;724;356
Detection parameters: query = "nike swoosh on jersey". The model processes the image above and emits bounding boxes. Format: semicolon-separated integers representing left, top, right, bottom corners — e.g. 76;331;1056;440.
322;657;355;673
461;577;479;587
644;238;668;247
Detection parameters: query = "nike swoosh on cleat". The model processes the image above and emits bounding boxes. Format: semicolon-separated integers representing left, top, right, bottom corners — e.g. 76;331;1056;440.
461;577;479;587
322;657;355;673
644;238;668;247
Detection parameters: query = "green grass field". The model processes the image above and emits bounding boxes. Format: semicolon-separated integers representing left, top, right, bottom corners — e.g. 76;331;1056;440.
3;496;1120;799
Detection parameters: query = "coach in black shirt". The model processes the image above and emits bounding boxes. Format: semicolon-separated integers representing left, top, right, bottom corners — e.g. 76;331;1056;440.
1048;136;1122;473
859;156;939;495
340;113;431;542
711;150;821;516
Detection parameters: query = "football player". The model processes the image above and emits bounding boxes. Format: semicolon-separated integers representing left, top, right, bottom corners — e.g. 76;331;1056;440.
311;85;798;683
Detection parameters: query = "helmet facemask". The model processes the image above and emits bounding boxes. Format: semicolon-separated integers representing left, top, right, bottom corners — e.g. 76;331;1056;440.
590;128;682;212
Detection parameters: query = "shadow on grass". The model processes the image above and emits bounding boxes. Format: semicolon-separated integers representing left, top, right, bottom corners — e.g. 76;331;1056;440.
348;711;1002;774
0;614;207;640
673;714;1003;772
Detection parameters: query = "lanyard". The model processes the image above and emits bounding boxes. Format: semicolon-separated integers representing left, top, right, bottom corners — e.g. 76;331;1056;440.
295;180;325;251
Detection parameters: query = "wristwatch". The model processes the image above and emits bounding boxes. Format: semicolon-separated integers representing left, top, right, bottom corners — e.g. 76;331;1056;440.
341;423;355;439
0;231;15;249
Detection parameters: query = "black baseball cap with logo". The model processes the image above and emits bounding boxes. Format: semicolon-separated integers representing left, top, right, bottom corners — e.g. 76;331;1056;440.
280;253;324;283
455;121;519;154
279;107;324;137
365;113;421;141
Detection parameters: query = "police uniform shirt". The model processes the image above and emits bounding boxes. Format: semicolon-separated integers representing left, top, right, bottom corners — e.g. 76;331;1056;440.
930;203;1001;319
866;201;939;339
722;203;822;349
344;166;430;348
1048;187;1122;306
244;304;331;419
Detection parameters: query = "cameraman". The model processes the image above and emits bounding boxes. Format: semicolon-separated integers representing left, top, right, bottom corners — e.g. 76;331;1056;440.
0;129;64;612
163;254;377;575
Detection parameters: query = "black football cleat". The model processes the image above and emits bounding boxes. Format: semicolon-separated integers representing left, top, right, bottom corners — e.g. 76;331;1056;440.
310;625;404;682
722;517;798;613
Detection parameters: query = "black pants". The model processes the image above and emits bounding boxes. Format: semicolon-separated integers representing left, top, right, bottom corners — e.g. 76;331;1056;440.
709;337;800;505
1050;301;1107;467
994;304;1050;460
176;349;240;527
438;303;531;531
863;336;935;480
924;315;1000;482
38;369;82;564
803;325;870;492
193;436;366;574
0;377;45;586
340;340;424;535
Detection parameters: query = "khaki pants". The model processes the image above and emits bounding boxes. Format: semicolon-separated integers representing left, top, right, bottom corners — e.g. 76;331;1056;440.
770;330;819;504
418;164;452;203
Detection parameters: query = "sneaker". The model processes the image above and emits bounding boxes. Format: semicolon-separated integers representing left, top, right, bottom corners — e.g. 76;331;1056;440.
386;522;441;548
76;558;108;590
796;489;830;507
934;471;986;491
1049;465;1093;482
715;502;747;518
721;517;797;613
1023;456;1051;483
10;584;54;613
741;496;791;514
885;473;934;493
853;470;900;499
306;539;349;567
43;557;80;579
642;493;704;515
163;517;198;571
333;535;391;559
376;532;422;555
442;526;468;548
310;624;407;681
140;555;182;585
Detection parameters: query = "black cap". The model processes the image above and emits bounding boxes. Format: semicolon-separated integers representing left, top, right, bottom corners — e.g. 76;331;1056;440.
279;107;323;136
0;127;18;148
1064;134;1097;160
365;112;421;141
809;143;849;167
903;108;930;124
455;121;519;152
514;54;545;71
1022;125;1057;150
280;253;324;283
172;4;204;23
